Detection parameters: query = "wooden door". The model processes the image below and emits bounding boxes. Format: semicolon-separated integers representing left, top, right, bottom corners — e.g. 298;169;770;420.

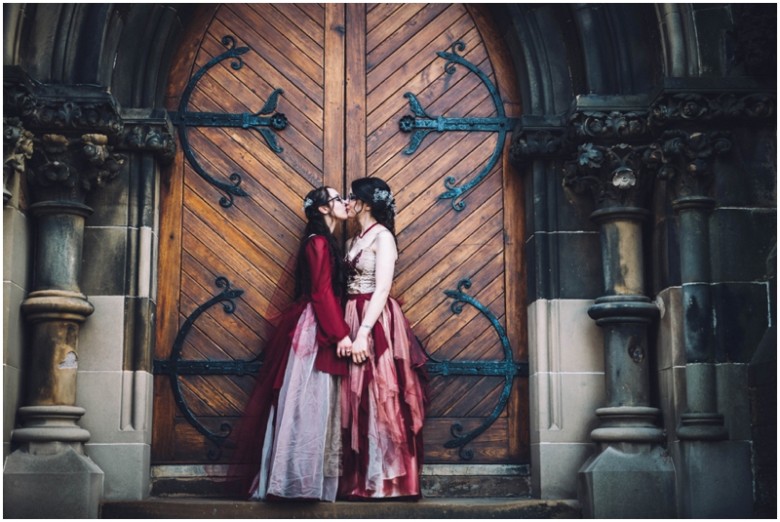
153;3;527;472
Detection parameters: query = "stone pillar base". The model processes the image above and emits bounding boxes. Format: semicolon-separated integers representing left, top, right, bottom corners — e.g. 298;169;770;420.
3;445;104;518
577;443;676;518
672;440;753;518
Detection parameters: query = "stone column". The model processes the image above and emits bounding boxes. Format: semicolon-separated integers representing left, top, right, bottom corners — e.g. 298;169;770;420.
3;132;124;518
656;128;753;517
565;142;676;518
658;129;731;440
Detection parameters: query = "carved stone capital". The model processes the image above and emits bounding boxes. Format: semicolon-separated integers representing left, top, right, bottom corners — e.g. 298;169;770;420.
4;77;123;138
649;91;775;127
570;110;650;142
563;142;660;210
116;109;176;164
508;88;772;176
4;117;34;204
5;68;178;171
653;129;732;200
509;128;566;166
27;133;126;203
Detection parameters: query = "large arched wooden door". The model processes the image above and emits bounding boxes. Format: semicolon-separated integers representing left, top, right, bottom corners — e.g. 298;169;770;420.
153;3;527;476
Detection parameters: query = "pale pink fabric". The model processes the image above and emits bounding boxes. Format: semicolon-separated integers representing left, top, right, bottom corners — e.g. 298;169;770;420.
249;304;341;501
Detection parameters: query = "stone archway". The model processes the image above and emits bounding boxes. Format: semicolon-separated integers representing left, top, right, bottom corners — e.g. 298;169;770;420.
3;3;771;518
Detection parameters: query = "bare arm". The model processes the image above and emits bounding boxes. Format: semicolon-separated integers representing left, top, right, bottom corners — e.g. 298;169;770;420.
351;230;397;364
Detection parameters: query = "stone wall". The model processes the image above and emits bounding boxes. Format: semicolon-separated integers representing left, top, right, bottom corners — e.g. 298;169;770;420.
76;152;160;499
524;163;604;499
3;167;32;460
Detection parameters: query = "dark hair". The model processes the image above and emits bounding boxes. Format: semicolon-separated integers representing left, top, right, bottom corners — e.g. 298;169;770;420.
294;186;345;299
351;177;396;239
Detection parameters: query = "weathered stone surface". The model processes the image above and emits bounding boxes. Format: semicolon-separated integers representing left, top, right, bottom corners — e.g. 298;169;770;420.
4;445;104;518
710;208;777;284
672;440;753;518
711;281;770;363
101;497;582;519
87;442;151;501
525;232;602;300
532;443;596;500
577;444;676;518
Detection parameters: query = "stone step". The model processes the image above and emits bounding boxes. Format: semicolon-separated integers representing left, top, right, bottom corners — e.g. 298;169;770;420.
150;465;533;499
101;498;581;519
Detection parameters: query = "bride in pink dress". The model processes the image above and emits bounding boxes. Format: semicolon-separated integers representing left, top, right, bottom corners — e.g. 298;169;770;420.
339;177;428;500
229;186;353;501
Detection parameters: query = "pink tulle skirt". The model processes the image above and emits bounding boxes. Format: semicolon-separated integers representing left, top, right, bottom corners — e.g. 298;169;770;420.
339;294;428;500
248;304;342;501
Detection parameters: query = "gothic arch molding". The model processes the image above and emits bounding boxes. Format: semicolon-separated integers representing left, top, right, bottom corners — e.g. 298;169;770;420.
5;4;196;108
488;4;663;112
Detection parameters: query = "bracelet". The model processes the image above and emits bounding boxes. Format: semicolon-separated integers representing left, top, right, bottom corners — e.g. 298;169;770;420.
360;324;372;330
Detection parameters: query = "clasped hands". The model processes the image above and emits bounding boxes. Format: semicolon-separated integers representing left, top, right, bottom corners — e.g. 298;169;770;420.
337;330;370;365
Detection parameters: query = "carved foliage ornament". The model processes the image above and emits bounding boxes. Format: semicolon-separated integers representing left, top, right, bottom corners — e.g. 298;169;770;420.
570;111;649;140
563;142;661;208
27;133;126;201
4;117;34;203
510;88;772;171
509;129;566;166
5;78;177;173
649;92;775;127
117;123;176;165
653;130;732;198
8;90;123;137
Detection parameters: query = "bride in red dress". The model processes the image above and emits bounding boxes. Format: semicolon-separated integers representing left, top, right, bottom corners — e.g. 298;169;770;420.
229;186;353;501
339;177;428;500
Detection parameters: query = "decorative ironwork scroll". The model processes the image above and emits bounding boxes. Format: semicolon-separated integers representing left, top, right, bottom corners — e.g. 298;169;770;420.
153;277;261;460
399;41;519;211
169;35;287;208
426;278;528;460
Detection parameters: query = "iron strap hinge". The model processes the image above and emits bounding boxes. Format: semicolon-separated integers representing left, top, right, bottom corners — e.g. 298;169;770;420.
399;41;518;212
169;35;286;209
426;360;527;377
401;115;520;133
153;359;261;376
169;111;287;131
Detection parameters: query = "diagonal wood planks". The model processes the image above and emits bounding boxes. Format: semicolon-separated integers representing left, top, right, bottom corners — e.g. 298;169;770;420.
154;3;526;466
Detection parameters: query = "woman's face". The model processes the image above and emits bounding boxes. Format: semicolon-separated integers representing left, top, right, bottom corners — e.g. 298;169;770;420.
324;187;349;221
345;192;364;219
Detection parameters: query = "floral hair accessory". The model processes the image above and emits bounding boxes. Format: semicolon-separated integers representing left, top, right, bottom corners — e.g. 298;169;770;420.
373;188;393;204
373;188;396;214
303;197;314;210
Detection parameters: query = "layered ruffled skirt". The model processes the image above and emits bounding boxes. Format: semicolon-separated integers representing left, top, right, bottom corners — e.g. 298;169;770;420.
339;294;428;499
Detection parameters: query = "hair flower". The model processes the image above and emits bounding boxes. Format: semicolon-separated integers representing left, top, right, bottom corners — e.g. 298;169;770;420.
373;188;393;204
303;197;314;210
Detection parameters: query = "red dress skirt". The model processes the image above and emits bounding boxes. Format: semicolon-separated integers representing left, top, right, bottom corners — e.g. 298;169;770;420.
339;293;428;499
